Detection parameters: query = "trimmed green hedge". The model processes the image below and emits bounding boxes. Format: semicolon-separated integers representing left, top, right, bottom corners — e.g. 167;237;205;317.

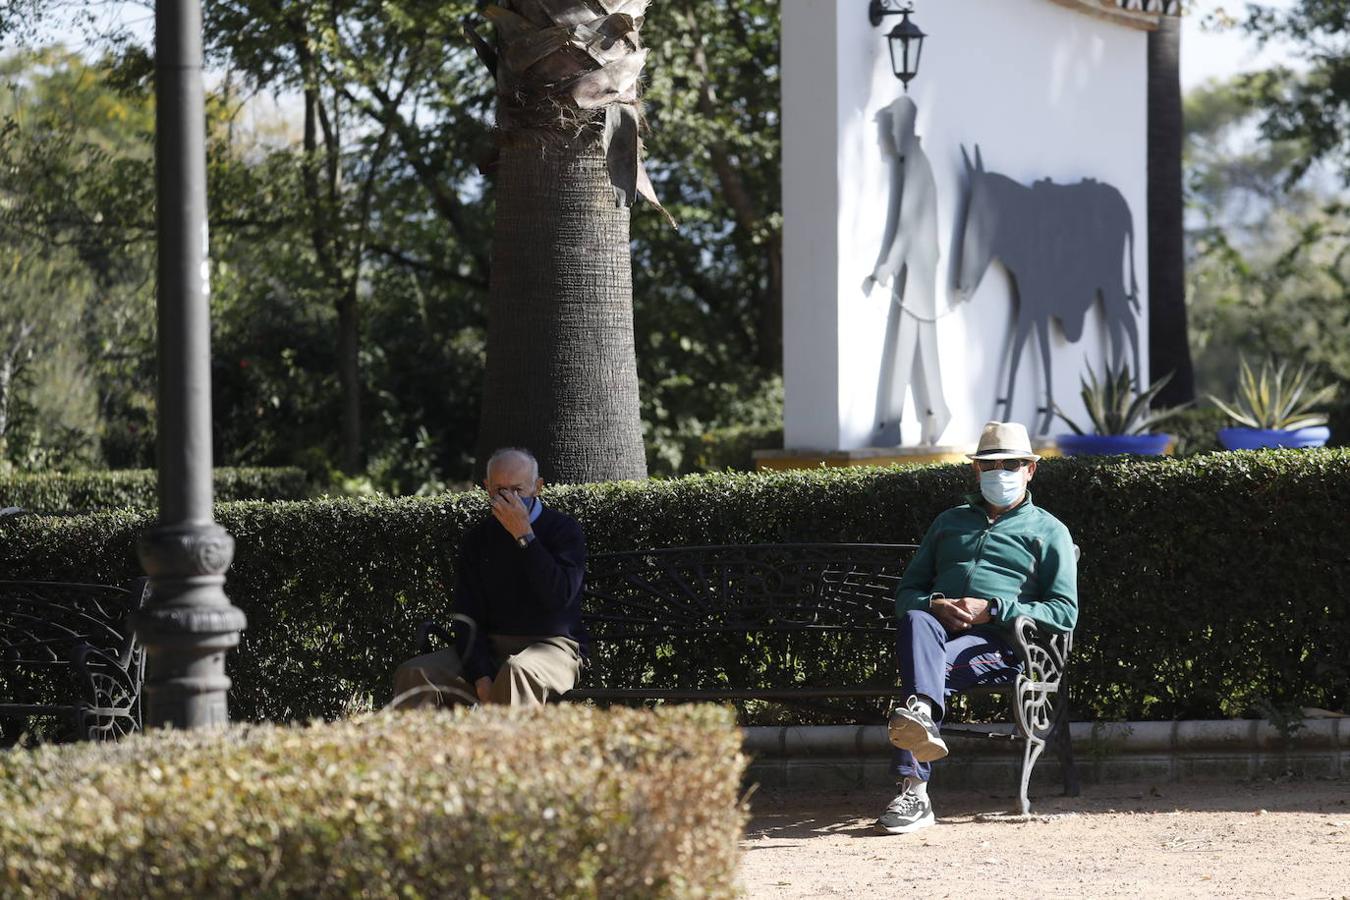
0;706;746;898
0;451;1346;723
0;467;310;514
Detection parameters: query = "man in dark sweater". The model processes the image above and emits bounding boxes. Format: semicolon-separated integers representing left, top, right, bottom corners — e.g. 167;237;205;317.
393;447;588;707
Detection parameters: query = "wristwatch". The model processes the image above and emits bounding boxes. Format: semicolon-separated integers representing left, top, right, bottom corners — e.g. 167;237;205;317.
516;532;535;549
988;599;1000;620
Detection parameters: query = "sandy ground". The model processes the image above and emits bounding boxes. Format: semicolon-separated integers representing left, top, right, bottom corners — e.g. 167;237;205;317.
739;779;1350;899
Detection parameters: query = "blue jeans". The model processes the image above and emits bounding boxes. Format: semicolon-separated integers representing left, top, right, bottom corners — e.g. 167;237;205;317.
891;608;1021;781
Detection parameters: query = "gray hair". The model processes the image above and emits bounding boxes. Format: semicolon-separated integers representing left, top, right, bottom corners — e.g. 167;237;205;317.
485;447;539;481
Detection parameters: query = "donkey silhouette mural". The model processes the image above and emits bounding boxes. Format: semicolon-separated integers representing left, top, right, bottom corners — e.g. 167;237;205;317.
954;145;1141;433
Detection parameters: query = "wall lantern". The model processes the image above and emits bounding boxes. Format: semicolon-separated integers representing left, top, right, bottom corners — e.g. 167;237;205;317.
868;1;926;90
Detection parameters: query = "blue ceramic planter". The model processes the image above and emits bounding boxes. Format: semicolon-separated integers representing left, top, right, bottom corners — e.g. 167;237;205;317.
1056;433;1172;456
1217;426;1330;450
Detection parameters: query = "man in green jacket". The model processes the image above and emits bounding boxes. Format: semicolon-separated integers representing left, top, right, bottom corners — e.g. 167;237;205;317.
875;421;1078;835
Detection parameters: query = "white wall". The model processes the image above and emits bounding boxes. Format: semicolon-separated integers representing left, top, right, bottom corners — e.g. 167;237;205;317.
783;0;1151;448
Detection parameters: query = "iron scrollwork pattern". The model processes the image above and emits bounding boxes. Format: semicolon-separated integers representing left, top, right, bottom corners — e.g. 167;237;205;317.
1007;615;1074;814
0;579;148;746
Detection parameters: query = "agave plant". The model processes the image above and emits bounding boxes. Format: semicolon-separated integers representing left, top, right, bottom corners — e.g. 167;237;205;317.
1208;357;1336;431
1054;363;1189;436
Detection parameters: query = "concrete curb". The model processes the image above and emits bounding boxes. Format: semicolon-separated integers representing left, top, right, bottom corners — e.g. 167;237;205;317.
742;719;1349;791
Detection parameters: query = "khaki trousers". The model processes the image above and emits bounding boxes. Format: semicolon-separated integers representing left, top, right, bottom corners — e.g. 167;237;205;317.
392;634;582;709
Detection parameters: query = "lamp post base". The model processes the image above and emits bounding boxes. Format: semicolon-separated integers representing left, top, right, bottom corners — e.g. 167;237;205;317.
135;522;247;730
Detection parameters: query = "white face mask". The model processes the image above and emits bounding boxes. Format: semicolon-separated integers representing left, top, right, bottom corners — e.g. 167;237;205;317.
979;468;1025;508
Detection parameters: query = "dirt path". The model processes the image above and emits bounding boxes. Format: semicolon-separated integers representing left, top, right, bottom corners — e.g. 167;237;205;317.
740;780;1350;899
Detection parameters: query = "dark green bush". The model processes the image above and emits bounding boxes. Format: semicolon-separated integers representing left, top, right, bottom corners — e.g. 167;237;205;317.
1164;407;1230;455
0;451;1346;723
0;467;310;514
0;705;746;898
673;424;784;474
1327;399;1350;447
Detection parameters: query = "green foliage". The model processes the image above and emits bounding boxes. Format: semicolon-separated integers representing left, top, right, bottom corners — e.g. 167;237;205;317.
647;377;783;475
0;3;785;489
0;49;159;470
0;467;310;514
1184;73;1350;420
2;454;1347;724
1183;64;1347;436
0;244;102;471
1164;406;1230;456
662;423;785;476
0;706;746;899
1241;0;1350;184
1053;364;1188;436
635;0;784;409
1208;355;1337;430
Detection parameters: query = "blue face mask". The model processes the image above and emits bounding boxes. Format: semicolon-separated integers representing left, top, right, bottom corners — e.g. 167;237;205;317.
979;469;1025;508
518;494;537;514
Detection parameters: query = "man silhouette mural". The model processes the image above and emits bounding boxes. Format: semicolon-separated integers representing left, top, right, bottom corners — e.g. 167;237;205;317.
865;95;951;446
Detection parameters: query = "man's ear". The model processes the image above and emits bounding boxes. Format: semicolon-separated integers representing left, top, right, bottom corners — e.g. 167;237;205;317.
534;477;544;494
1026;461;1038;480
482;479;492;494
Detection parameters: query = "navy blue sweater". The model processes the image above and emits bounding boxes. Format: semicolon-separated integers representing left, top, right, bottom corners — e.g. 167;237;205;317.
452;506;589;681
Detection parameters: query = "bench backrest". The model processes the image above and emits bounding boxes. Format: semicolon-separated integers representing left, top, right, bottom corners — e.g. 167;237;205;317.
578;544;916;697
581;543;916;639
0;579;148;703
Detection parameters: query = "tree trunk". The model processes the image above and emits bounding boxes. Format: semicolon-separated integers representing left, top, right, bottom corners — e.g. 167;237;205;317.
0;328;32;446
336;284;363;474
473;0;657;484
0;354;12;443
1147;15;1196;405
477;131;647;484
760;250;783;372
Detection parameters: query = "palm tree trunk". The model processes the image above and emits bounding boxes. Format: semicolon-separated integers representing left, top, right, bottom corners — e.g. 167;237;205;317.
1147;14;1196;405
477;132;646;483
474;0;657;483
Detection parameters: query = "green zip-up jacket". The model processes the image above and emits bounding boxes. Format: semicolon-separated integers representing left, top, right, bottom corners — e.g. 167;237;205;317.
896;490;1078;635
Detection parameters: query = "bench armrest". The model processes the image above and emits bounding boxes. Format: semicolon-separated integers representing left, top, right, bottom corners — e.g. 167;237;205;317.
415;614;479;657
1007;616;1072;673
1006;615;1073;740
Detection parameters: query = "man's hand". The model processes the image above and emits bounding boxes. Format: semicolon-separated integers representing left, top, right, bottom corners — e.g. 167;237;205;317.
489;490;533;539
929;596;972;632
954;597;993;625
475;676;493;704
931;597;992;631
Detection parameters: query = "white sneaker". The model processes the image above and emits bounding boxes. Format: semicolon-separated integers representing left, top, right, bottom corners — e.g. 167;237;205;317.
888;696;949;763
874;777;936;834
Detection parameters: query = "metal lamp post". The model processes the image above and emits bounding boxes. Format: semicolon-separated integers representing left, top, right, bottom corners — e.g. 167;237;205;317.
135;0;247;729
869;1;927;90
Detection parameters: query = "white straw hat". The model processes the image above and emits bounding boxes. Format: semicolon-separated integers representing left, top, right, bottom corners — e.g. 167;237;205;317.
967;421;1041;461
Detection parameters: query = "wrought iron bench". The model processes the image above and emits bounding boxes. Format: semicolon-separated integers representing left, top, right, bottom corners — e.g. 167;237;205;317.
0;579;149;746
419;542;1079;813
